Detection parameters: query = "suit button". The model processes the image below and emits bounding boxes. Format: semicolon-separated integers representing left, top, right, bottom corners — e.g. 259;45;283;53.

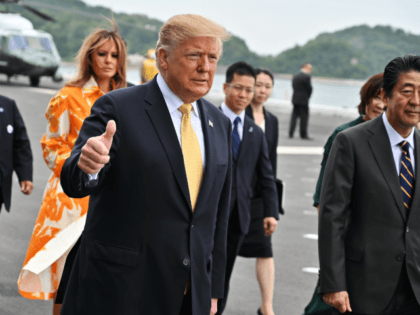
407;226;410;233
396;255;403;261
191;225;194;228
183;259;189;266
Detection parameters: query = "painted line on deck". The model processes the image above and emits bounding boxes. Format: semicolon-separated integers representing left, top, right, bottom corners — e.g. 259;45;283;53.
27;88;57;95
305;192;313;197
302;267;319;274
277;146;323;155
304;210;318;216
303;234;318;240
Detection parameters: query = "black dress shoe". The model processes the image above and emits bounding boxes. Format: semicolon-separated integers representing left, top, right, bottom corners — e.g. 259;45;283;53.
257;308;263;315
301;136;314;140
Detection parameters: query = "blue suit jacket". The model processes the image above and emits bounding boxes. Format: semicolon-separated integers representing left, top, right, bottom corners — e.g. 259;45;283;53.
60;78;232;315
0;95;32;212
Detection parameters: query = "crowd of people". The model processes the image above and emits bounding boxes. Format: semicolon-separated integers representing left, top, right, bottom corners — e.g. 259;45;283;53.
1;13;420;315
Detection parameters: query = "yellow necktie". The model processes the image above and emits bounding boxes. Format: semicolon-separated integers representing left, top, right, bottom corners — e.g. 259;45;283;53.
179;103;203;211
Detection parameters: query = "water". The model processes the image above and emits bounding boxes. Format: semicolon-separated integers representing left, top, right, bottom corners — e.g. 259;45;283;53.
60;66;363;110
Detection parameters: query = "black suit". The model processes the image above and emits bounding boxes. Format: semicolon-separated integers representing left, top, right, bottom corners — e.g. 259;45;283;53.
289;71;312;138
60;78;232;315
319;114;420;314
0;95;32;212
217;111;278;314
237;106;279;258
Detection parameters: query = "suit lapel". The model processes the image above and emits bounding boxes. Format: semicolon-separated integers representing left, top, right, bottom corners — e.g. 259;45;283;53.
408;129;420;222
368;117;406;221
144;79;191;209
194;100;216;211
237;117;254;163
264;110;274;149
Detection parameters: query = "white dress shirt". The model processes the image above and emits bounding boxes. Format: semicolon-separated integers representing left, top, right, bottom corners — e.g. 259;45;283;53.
382;113;416;176
157;73;206;168
220;102;246;140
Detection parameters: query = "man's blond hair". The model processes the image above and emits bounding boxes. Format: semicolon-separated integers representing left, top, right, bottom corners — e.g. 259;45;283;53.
156;14;230;70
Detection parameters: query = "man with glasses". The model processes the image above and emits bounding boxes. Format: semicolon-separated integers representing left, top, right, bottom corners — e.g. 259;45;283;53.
217;61;279;314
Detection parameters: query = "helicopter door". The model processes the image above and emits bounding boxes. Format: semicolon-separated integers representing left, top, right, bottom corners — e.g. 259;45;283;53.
0;36;8;68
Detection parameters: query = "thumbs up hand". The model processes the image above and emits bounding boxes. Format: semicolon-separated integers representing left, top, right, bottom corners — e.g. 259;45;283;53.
78;120;116;175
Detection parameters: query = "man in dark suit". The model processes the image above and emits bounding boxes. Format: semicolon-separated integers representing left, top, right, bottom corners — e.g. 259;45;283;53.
0;95;33;212
59;14;231;315
216;62;279;314
288;63;313;139
319;55;420;315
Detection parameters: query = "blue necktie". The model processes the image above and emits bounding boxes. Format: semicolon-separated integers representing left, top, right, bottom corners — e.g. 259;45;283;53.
232;117;241;157
399;141;415;211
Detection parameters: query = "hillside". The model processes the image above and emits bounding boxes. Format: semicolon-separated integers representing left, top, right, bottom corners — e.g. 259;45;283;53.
3;1;420;79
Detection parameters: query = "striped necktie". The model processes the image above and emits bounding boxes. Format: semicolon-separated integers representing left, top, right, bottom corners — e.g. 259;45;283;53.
179;103;203;211
399;141;415;211
232;117;241;157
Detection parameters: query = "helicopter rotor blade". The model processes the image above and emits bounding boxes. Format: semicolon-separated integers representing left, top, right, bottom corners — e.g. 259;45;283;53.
19;3;56;22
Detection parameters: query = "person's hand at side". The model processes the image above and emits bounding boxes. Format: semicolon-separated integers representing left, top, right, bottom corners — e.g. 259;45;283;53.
78;120;116;174
210;298;217;315
263;217;278;236
323;291;352;313
20;180;33;195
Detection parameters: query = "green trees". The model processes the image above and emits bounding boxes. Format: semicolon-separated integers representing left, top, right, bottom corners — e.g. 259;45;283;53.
4;0;420;79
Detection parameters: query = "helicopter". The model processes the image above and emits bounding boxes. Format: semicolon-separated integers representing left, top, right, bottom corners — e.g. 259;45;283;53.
0;0;62;87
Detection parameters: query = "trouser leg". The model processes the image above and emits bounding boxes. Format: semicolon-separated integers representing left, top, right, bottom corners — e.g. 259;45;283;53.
179;287;193;315
300;105;309;138
289;106;299;137
216;204;245;315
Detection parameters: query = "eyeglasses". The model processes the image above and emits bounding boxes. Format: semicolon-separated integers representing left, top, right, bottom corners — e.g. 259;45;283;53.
227;83;254;94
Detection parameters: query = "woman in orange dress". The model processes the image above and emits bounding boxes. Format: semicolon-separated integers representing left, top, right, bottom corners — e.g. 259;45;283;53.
17;25;127;314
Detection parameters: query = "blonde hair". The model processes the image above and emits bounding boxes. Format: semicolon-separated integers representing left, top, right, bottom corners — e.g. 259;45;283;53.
156;14;230;70
66;22;127;90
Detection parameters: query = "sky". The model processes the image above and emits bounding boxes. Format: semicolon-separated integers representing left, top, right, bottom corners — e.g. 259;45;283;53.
83;0;420;56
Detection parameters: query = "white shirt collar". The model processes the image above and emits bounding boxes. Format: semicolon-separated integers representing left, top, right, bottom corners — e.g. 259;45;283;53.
156;73;199;118
221;102;246;125
382;112;415;149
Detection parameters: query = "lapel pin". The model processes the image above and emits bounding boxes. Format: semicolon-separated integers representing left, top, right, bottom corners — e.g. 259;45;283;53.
209;120;213;128
0;108;3;112
7;125;13;134
249;127;253;132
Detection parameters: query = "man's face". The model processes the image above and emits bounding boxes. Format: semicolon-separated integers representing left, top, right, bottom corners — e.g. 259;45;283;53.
223;73;255;115
304;64;312;74
384;71;420;136
159;36;219;104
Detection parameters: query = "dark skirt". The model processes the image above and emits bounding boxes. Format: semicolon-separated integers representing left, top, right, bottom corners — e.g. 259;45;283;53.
238;198;273;258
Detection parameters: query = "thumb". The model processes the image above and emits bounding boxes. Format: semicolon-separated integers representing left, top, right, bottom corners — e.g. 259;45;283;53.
263;219;269;231
100;120;116;149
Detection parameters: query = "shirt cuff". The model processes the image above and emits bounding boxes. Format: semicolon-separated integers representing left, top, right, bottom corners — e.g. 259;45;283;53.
87;173;99;180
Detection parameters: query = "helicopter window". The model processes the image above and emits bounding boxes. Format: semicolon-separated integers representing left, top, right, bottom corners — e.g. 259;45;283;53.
9;35;29;51
40;38;52;52
8;35;53;53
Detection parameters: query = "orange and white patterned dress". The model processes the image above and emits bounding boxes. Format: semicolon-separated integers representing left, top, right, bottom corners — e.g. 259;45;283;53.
18;79;104;300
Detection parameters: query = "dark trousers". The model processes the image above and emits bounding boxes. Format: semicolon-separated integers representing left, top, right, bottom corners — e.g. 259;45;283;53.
332;263;420;315
216;204;246;315
289;104;309;138
179;287;193;315
0;188;3;212
55;236;82;304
